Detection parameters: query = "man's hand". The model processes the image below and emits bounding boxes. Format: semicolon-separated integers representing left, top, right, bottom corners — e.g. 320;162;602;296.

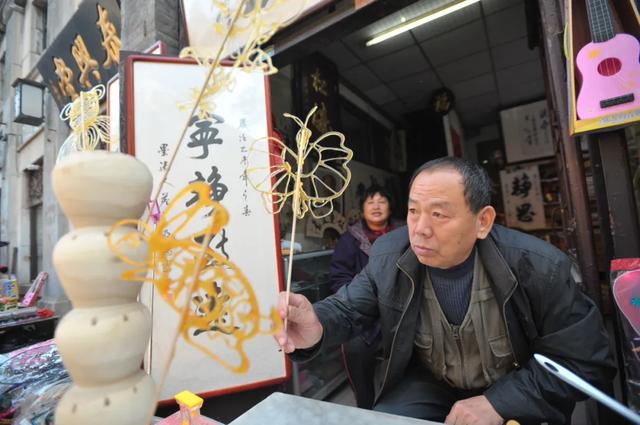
274;292;324;353
445;395;503;425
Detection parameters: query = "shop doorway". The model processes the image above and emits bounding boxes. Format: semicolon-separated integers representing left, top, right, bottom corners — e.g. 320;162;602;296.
278;0;557;240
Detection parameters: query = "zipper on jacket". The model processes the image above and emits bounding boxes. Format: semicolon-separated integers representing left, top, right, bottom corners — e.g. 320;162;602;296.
452;325;468;388
379;245;521;402
501;265;520;368
486;234;521;367
378;262;415;401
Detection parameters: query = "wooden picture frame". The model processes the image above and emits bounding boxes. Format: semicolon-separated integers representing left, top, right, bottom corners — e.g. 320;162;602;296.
125;55;288;401
500;100;554;164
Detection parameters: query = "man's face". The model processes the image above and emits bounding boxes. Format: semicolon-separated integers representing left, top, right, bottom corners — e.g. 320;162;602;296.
407;169;493;269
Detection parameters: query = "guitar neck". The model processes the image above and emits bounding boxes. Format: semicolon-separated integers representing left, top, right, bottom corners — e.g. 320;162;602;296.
585;0;616;42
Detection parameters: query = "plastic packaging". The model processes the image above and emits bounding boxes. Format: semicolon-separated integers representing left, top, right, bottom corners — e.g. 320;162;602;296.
12;377;71;425
0;340;68;421
611;259;640;413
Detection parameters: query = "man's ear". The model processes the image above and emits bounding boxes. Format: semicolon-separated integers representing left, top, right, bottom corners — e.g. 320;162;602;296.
476;206;496;239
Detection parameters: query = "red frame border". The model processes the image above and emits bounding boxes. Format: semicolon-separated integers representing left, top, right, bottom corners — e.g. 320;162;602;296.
124;54;289;404
144;40;167;55
611;258;640;272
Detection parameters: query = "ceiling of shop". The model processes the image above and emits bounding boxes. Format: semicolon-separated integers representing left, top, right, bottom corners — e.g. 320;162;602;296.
322;0;545;131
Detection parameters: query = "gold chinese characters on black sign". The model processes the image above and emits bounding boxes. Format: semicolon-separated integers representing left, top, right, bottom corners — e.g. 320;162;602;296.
295;53;341;136
37;0;121;109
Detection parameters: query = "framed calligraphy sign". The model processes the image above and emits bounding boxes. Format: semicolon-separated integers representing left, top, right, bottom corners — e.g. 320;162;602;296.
499;164;547;230
500;100;554;164
125;55;287;401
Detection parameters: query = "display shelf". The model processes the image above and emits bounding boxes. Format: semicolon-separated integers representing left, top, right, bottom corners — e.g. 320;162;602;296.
284;249;347;401
306;370;347;400
0;315;57;353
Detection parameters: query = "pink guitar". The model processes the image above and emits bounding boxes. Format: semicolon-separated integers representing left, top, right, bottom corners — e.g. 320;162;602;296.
575;0;640;120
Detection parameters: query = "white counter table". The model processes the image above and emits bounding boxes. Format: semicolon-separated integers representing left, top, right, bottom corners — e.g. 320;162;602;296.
229;392;443;425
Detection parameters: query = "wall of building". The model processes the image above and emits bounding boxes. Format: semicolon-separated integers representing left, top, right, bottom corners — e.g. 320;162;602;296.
0;0;84;313
121;0;180;54
1;2;43;291
0;0;208;313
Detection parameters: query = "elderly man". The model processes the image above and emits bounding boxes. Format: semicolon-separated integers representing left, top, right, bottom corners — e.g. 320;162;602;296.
275;157;614;425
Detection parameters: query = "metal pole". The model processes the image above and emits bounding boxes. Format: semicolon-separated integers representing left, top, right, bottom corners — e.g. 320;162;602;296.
592;130;640;425
587;133;628;406
596;131;640;258
538;0;602;309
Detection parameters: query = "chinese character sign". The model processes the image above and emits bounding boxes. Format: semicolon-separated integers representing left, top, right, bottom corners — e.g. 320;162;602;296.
298;53;340;135
129;57;285;400
500;100;554;164
37;0;121;109
500;165;546;230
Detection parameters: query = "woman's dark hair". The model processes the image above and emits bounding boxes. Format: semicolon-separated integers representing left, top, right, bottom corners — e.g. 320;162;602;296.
408;157;491;214
360;185;393;212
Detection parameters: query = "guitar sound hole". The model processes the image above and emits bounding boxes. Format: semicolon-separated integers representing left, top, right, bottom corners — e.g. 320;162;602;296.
597;58;622;76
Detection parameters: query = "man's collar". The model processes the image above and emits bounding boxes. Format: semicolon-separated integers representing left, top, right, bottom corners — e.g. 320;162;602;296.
396;245;422;280
396;233;517;305
478;234;518;306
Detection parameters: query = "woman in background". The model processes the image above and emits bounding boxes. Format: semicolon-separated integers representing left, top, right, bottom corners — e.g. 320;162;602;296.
330;185;398;409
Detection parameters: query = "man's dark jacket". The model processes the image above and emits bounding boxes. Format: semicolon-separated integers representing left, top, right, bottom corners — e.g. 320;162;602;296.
296;224;615;424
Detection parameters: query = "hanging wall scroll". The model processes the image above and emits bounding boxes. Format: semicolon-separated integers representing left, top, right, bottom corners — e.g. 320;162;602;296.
499;164;547;230
500;100;554;164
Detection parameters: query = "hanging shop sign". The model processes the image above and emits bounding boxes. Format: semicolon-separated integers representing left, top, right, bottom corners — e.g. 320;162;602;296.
500;164;547;230
126;55;286;401
500;100;554;164
36;0;121;109
566;0;640;134
295;53;341;135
